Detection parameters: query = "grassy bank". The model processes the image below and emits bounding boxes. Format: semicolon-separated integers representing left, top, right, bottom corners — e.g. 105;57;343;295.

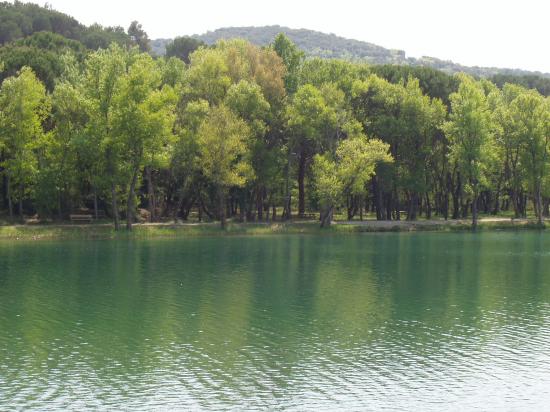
0;217;545;241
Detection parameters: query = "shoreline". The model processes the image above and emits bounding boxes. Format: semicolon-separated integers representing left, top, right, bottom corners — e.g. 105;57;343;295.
0;217;543;241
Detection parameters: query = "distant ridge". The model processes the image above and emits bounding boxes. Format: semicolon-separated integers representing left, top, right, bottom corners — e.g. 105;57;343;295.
152;25;550;79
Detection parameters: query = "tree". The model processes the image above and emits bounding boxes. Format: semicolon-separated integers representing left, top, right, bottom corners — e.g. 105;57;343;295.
184;47;231;104
128;21;151;53
444;75;493;229
271;33;303;95
39;79;90;218
225;80;281;221
170;99;209;222
83;44;127;230
398;78;446;220
165;37;205;63
286;84;339;217
351;74;405;221
313;136;392;227
112;53;177;230
0;66;50;219
508;89;550;225
197;105;252;228
489;83;526;217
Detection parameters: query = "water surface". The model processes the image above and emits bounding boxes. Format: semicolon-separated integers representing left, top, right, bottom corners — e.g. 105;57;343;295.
1;232;550;410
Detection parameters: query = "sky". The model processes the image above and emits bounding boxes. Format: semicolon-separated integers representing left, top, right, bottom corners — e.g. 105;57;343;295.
29;0;550;73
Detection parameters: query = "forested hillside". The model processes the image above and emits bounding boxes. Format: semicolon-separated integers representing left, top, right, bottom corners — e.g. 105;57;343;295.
0;1;132;48
152;26;550;79
1;2;550;231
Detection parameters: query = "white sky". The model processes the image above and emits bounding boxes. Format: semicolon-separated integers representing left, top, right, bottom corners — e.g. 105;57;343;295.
29;0;550;73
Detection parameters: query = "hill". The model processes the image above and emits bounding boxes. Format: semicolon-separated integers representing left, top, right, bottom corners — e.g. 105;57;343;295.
0;1;131;49
152;26;550;79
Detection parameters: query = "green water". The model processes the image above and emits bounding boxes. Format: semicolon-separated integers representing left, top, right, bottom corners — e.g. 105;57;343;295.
1;232;550;410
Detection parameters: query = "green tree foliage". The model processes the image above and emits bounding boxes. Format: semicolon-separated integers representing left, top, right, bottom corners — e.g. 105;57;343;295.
313;136;392;226
170;99;209;222
128;21;151;53
197;105;252;228
0;1;131;49
286;84;339;217
81;44;128;229
0;66;49;218
370;64;459;105
165;36;205;63
271;33;303;95
1;29;550;230
0;32;86;90
444;75;494;228
491;74;550;97
80;24;132;50
508;90;550;225
0;1;82;45
111;52;177;229
299;58;369;99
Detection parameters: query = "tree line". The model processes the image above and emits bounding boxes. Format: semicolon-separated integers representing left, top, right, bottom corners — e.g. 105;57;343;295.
1;34;549;229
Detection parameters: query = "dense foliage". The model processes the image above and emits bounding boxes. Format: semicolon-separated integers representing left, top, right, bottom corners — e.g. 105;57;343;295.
1;4;550;229
0;1;132;48
0;2;145;91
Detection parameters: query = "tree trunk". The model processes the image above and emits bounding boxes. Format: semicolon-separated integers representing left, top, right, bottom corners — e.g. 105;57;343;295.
172;179;190;224
173;190;185;224
18;183;23;221
111;182;120;231
93;190;99;220
452;173;461;219
283;151;292;220
298;150;306;218
256;188;263;221
283;192;291;220
425;193;432;219
238;191;246;222
57;192;63;221
511;188;520;218
320;205;334;228
347;195;356;221
535;182;543;226
393;187;400;221
146;166;156;222
7;174;13;219
385;191;393;221
472;190;478;230
373;176;384;220
219;186;226;229
181;196;195;221
126;168;139;231
407;192;418;221
492;186;501;215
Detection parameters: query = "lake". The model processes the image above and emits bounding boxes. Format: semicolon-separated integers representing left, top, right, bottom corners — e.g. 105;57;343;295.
1;232;550;410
